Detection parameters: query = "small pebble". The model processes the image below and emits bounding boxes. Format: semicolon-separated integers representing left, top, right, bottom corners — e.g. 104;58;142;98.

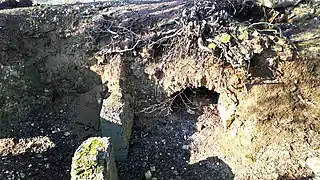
186;108;195;115
182;145;189;150
65;33;72;38
150;166;156;172
173;170;179;175
195;123;203;132
145;170;152;180
20;173;25;178
45;163;50;169
291;86;298;92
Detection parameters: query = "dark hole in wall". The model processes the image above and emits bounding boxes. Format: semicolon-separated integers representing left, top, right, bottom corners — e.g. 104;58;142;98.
170;86;220;112
120;86;231;180
249;54;276;79
233;1;266;23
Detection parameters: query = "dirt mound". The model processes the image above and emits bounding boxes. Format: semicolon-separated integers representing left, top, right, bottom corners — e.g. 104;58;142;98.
0;0;320;180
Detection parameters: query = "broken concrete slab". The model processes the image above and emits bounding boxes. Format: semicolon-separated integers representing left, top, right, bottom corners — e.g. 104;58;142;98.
100;93;133;161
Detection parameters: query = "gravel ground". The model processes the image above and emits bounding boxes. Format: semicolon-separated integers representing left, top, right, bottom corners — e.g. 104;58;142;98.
117;89;234;180
0;95;100;180
0;87;233;180
117;109;234;180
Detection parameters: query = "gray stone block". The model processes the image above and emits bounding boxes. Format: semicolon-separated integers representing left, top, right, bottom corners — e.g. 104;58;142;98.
100;94;133;161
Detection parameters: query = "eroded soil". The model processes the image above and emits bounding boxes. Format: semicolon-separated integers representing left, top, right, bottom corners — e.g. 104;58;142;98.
0;1;320;180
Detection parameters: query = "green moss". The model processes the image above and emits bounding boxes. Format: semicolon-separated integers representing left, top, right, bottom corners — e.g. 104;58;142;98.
219;33;232;43
225;114;236;129
74;139;106;179
238;30;249;41
244;154;256;164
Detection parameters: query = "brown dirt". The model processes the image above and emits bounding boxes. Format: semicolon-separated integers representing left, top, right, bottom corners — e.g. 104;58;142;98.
0;4;103;179
116;3;320;180
117;88;235;180
0;1;320;180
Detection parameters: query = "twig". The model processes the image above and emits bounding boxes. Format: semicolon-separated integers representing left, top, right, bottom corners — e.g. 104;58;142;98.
217;62;225;90
139;88;194;116
180;92;195;108
160;29;179;36
247;22;277;29
115;26;140;38
103;40;142;54
226;0;237;15
105;28;118;35
149;29;182;46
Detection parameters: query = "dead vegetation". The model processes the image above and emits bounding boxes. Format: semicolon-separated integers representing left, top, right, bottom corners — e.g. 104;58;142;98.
81;0;297;116
90;1;293;68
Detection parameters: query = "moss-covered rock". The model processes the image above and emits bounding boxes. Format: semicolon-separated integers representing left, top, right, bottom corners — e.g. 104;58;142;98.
71;137;118;180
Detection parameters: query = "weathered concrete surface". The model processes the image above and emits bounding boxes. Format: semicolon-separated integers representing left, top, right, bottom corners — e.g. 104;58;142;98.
71;137;118;180
100;95;133;161
94;55;134;161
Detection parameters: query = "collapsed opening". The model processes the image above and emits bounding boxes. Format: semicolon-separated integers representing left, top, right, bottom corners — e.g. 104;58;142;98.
170;86;220;112
120;87;226;179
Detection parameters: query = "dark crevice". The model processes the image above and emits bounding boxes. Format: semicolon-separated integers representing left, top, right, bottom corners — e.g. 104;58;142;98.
170;86;220;112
